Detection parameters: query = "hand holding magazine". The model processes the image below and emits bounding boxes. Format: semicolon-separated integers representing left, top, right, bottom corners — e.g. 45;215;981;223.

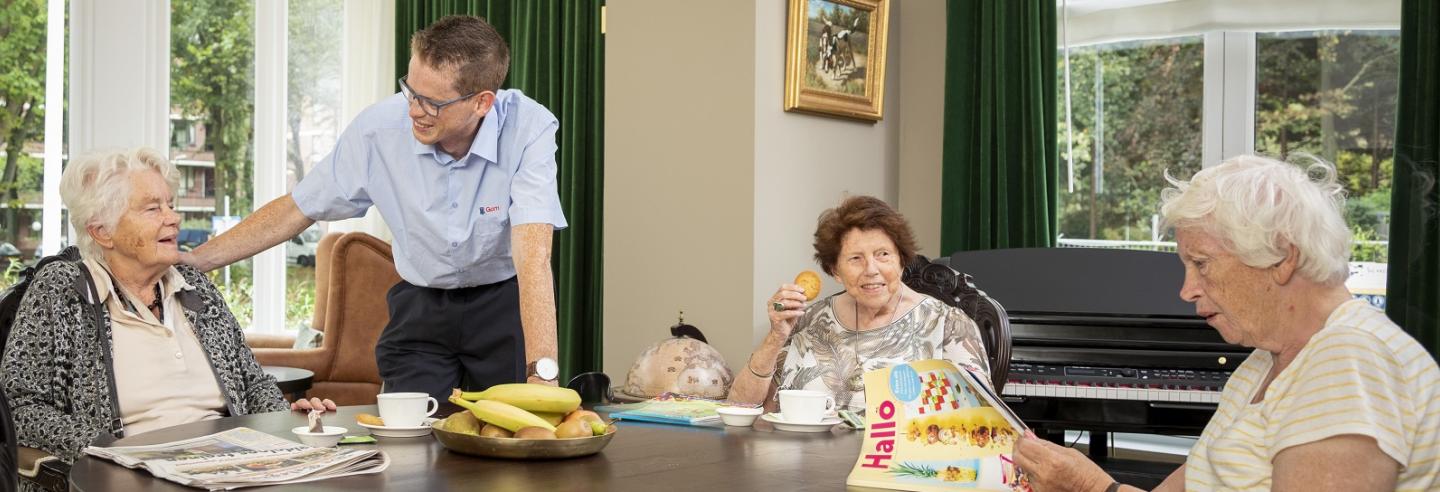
84;427;388;490
847;359;1032;492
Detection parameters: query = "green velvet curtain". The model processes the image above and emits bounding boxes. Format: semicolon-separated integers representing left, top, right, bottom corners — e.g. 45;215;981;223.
396;1;605;382
1387;0;1440;359
939;0;1058;254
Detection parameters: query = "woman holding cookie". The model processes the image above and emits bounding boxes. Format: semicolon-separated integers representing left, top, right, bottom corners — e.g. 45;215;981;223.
728;196;991;413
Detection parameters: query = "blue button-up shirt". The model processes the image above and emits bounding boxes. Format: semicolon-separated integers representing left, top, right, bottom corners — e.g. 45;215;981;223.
292;89;568;289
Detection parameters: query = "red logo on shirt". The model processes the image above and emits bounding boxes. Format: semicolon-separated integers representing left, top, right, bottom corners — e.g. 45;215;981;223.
481;206;501;214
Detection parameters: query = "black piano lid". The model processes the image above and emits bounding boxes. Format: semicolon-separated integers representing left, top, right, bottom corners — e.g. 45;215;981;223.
944;248;1200;320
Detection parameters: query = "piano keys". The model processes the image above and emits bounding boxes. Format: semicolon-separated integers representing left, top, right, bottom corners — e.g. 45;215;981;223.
1002;363;1225;404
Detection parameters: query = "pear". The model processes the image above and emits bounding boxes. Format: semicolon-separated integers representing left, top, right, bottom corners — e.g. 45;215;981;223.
555;420;591;439
445;411;482;436
513;426;558;440
563;410;601;423
479;423;514;438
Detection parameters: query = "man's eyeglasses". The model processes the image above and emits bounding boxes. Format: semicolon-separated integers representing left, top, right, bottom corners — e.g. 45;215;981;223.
398;76;478;117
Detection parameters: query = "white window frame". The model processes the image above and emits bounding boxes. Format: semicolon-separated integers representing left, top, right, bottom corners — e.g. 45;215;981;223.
253;1;288;333
1201;31;1256;168
41;0;65;255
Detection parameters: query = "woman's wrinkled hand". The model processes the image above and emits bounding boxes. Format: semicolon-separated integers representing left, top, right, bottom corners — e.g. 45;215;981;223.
290;397;338;413
1012;429;1115;492
766;283;809;338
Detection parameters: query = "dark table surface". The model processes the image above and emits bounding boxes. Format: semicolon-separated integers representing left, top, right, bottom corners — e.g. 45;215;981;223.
69;405;874;491
261;366;314;399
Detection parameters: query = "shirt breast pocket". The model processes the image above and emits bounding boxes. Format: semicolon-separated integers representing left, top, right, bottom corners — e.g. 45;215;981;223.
473;208;509;250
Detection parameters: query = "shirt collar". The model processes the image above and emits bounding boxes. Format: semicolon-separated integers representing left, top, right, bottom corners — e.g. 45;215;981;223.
84;258;195;305
411;89;507;166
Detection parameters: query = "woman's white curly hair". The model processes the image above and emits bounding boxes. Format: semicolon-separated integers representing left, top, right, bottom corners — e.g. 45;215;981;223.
59;148;179;261
1160;154;1352;285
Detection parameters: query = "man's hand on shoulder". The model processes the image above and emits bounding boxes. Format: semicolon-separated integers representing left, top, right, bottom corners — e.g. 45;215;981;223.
179;251;203;269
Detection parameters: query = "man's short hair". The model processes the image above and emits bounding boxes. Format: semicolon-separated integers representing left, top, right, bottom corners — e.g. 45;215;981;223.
410;15;510;95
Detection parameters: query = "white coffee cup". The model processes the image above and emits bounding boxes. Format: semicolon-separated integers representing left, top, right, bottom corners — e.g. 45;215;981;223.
376;392;438;428
777;389;836;424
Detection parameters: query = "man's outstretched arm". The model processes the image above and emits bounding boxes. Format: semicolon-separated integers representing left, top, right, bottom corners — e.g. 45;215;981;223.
511;222;559;385
184;194;317;272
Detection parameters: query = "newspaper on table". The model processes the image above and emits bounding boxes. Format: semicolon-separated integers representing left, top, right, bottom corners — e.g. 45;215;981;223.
83;427;388;490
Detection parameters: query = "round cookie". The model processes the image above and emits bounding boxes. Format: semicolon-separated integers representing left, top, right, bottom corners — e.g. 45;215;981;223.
794;270;822;301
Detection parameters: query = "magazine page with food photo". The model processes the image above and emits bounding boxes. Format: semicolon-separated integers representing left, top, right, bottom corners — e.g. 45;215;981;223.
846;359;1031;492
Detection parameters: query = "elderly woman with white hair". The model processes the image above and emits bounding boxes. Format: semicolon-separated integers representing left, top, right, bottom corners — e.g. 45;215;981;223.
1;148;333;466
1011;155;1440;492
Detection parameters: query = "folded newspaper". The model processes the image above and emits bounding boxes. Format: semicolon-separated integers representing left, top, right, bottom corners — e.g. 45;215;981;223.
83;427;388;490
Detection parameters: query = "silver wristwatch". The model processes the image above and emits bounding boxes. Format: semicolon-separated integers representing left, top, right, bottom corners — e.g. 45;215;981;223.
527;357;559;382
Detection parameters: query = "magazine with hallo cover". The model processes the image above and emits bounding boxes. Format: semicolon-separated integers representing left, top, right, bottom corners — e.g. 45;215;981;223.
846;359;1032;491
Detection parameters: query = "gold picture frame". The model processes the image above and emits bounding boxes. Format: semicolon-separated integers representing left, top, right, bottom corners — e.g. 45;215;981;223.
784;0;889;121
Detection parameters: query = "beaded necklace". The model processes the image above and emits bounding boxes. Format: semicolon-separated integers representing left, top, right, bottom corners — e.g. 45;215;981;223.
846;289;904;393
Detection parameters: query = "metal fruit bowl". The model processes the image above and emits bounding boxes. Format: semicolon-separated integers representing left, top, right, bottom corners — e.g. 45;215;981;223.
432;419;616;459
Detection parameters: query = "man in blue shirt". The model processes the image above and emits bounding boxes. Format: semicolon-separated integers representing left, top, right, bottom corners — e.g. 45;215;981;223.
186;16;567;400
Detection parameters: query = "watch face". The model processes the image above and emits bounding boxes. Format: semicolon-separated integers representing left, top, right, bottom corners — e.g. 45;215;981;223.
534;358;559;380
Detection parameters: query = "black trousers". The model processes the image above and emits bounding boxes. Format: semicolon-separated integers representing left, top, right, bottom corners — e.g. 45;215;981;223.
375;276;526;402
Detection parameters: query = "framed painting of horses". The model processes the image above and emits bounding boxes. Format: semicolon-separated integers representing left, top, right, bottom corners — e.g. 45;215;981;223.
784;0;890;121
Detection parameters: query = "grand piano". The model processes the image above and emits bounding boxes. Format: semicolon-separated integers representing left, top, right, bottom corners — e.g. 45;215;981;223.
942;248;1252;486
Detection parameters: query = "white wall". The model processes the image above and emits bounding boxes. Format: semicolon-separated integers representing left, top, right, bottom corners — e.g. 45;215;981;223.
749;0;906;348
606;0;948;382
603;1;758;381
69;0;170;154
896;0;947;258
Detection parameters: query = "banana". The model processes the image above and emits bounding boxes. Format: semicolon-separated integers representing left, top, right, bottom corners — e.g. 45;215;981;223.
459;383;582;414
449;389;556;432
533;411;565;426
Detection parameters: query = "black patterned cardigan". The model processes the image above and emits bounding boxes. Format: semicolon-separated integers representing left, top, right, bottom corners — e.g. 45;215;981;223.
1;260;288;464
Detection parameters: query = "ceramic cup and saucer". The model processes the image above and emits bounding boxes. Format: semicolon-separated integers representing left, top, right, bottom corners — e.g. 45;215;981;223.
760;413;843;432
765;390;842;433
356;417;439;438
363;392;440;438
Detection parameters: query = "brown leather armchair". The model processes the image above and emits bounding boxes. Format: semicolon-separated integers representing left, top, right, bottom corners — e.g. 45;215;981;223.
248;232;401;405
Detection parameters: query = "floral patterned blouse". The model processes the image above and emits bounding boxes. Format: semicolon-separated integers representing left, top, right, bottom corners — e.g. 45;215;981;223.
771;294;990;413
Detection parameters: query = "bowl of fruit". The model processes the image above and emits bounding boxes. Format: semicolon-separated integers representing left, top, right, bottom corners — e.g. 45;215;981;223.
433;385;617;459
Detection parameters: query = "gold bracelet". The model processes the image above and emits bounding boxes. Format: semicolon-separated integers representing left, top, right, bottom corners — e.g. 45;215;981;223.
747;358;775;379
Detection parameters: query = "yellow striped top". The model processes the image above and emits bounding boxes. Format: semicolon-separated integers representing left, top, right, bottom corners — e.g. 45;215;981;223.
1186;300;1440;491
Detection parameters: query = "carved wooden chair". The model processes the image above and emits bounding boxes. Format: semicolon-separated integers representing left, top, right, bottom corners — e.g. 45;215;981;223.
901;255;1012;393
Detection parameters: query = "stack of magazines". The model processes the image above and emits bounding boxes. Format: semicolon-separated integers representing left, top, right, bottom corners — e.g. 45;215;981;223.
83;427;388;490
596;393;755;426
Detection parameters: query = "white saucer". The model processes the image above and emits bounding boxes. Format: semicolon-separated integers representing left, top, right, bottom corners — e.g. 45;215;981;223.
356;417;437;438
760;413;842;433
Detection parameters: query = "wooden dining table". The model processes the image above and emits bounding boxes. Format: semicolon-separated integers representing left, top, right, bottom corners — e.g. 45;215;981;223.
68;405;876;491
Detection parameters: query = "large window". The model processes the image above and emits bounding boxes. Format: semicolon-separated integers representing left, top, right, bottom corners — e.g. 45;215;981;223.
171;0;258;327
169;0;343;332
0;0;66;290
1057;29;1400;303
1255;30;1399;256
1058;36;1204;244
282;0;343;331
